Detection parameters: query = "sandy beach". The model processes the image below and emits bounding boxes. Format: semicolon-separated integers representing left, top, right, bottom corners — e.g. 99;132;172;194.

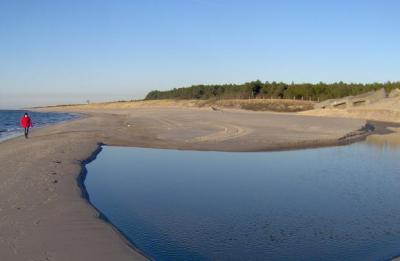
2;0;399;258
0;106;390;260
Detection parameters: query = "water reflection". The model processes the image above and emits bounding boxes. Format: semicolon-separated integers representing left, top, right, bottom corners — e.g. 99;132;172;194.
84;143;400;261
366;128;400;150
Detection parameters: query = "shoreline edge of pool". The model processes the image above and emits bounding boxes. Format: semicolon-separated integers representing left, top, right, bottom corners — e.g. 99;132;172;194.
77;144;151;260
0;107;399;260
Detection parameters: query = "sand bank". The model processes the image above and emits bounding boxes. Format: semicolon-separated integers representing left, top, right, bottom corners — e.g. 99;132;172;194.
45;98;315;113
0;107;377;260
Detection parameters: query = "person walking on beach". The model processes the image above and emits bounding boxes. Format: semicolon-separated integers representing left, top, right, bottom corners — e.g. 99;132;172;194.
20;112;33;139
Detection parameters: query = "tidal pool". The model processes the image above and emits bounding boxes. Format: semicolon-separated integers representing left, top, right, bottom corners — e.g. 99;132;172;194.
84;143;400;260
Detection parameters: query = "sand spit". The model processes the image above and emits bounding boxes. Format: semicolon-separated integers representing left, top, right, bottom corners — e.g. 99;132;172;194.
0;120;146;260
0;107;376;260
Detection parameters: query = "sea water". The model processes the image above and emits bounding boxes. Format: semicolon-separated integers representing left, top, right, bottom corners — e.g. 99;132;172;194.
0;110;79;142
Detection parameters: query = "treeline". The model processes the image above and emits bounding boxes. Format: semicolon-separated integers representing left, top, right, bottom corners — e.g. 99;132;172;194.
145;81;400;101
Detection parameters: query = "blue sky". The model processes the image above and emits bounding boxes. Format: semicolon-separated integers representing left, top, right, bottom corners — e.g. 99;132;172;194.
0;0;399;108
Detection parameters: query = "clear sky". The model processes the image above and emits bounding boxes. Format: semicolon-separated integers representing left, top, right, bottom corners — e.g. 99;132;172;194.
0;0;399;108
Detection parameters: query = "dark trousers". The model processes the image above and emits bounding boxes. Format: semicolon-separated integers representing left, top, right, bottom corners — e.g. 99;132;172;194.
24;127;29;138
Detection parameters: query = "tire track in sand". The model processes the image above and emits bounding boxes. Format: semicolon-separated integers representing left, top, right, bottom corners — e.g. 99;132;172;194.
185;123;252;143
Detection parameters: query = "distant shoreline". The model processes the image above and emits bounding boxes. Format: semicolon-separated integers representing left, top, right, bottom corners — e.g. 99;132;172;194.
37;98;315;113
0;110;81;143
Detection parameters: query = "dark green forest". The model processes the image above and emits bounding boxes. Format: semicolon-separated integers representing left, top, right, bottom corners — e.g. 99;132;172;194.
145;81;400;101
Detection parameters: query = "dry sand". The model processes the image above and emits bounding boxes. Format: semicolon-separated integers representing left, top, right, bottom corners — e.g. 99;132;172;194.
0;106;380;260
47;98;315;112
300;93;400;123
299;94;400;150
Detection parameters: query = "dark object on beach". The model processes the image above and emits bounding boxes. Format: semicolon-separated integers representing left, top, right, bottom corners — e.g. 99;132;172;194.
53;180;58;183
20;113;33;139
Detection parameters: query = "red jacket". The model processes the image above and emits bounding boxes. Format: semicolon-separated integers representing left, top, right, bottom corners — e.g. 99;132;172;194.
20;116;33;128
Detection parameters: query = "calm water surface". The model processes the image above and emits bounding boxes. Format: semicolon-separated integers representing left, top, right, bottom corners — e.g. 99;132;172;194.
84;143;400;260
0;110;79;142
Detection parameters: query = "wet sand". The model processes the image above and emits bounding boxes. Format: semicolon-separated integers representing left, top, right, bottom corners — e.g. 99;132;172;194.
0;107;372;260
